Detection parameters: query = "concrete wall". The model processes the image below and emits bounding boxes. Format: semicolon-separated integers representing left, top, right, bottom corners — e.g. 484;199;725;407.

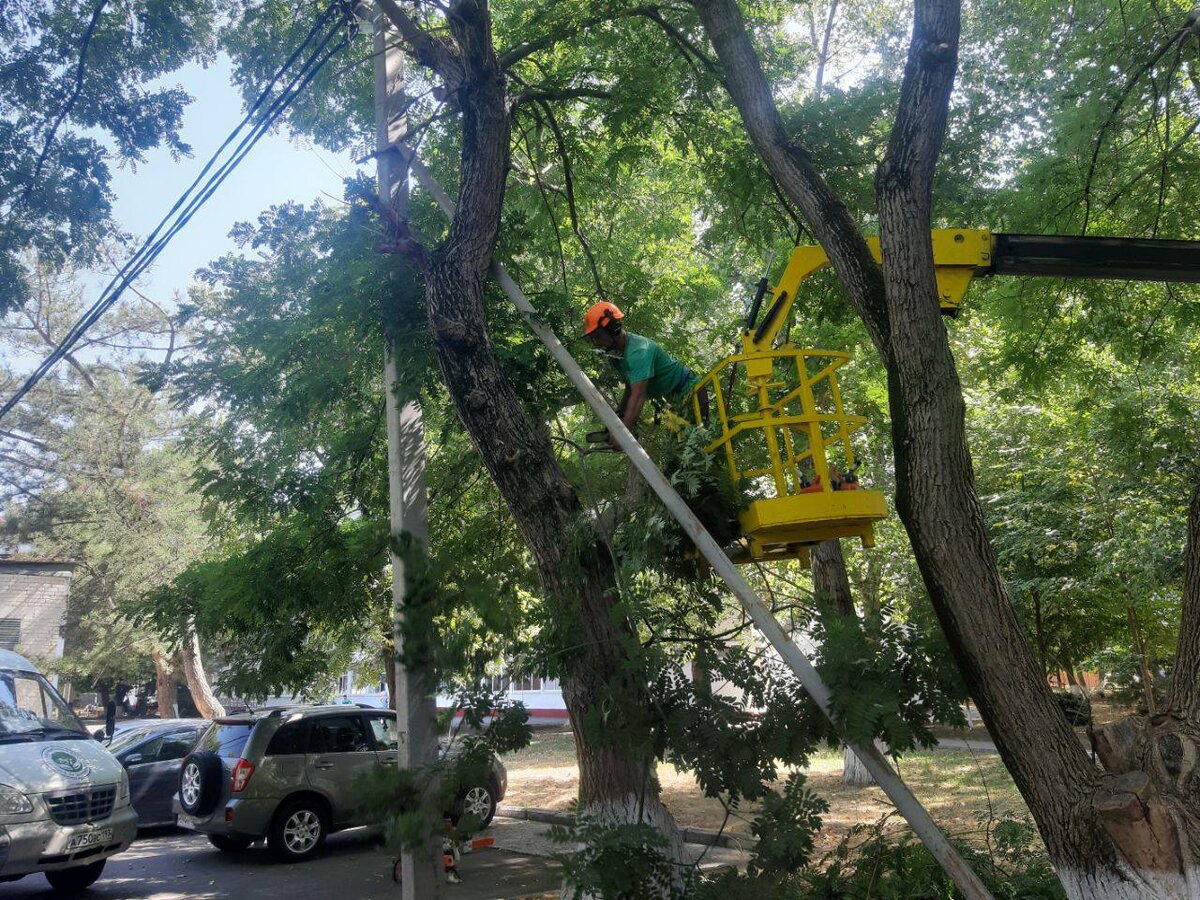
0;562;72;663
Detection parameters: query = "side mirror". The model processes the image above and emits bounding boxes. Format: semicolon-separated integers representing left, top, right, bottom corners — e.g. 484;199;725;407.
123;753;143;767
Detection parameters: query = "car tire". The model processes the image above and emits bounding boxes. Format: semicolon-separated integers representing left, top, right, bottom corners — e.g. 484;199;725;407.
208;834;254;852
179;751;223;817
450;779;497;829
45;860;105;893
268;798;327;862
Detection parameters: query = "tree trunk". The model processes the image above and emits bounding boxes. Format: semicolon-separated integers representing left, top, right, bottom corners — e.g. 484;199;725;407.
383;640;397;712
812;540;881;786
181;620;225;719
1033;587;1048;676
1169;485;1200;722
1091;484;1200;897
392;1;684;889
1127;604;1157;715
693;0;1197;893
153;651;179;719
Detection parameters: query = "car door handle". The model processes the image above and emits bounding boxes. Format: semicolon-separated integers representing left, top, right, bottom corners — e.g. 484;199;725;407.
313;762;335;770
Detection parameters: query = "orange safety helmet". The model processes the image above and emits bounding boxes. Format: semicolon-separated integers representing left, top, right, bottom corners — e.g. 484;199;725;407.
584;301;624;335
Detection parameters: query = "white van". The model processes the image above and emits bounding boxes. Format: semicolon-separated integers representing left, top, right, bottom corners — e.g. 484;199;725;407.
0;650;136;892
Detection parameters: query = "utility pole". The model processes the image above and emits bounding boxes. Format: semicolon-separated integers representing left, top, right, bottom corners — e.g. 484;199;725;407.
371;5;442;896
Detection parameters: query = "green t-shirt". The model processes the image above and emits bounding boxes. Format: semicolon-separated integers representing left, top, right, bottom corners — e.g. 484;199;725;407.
615;332;698;401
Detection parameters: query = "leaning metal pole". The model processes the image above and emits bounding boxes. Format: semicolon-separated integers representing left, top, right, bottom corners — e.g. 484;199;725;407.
404;150;994;900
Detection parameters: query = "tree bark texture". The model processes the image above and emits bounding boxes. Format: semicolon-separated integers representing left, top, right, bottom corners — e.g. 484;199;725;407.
181;621;225;719
153;652;179;719
695;0;1198;893
1090;483;1200;897
384;0;684;885
811;539;854;618
1170;485;1200;721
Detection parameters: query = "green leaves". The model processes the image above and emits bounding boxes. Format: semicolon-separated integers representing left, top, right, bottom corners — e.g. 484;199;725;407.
0;0;226;311
812;600;967;753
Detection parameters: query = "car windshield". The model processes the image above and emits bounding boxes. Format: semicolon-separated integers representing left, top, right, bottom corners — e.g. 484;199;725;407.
107;727;156;754
0;669;87;740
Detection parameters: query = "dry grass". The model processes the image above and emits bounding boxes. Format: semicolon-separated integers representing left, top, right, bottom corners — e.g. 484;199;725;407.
501;730;1030;855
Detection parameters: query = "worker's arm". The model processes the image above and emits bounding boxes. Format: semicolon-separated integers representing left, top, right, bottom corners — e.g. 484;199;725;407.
616;383;631;417
610;380;648;448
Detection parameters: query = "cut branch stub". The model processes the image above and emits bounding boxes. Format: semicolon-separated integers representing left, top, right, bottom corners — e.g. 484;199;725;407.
1092;716;1147;774
1093;770;1191;900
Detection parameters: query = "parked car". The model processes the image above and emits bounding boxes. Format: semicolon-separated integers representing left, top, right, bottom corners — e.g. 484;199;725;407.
174;706;507;862
107;720;206;827
0;650;137;894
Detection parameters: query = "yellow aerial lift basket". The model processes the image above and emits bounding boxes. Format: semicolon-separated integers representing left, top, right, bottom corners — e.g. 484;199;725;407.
680;346;887;567
678;227;1200;566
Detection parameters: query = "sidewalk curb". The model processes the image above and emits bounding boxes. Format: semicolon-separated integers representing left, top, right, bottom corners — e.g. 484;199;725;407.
496;805;755;850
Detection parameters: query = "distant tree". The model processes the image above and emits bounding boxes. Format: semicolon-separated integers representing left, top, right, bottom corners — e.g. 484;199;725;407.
0;259;220;715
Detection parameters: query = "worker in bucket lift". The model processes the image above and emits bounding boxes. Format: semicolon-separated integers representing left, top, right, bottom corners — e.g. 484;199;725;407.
584;301;708;448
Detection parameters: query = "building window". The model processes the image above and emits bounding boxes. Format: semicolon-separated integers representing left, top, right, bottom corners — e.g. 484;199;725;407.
485;673;559;693
0;619;20;651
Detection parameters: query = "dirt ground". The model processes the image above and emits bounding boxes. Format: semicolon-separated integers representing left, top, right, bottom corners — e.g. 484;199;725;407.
500;730;1029;855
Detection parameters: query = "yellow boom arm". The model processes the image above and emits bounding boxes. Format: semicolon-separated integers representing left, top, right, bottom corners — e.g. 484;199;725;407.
746;227;1200;351
746;229;993;351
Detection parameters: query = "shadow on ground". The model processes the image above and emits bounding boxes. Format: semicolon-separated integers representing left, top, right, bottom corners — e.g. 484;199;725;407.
0;826;562;899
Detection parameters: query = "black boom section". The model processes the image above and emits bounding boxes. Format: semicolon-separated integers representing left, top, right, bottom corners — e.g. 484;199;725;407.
989;233;1200;283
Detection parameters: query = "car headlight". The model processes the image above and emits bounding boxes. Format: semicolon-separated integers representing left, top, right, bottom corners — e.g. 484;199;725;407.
116;770;130;806
0;785;33;816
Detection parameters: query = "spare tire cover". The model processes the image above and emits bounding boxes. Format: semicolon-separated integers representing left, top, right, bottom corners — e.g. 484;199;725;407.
179;751;224;817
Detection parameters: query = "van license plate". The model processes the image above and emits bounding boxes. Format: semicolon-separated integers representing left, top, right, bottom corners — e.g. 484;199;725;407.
66;828;112;851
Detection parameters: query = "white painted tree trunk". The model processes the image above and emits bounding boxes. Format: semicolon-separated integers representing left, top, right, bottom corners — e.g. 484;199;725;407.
1058;866;1187;900
562;793;687;900
843;744;877;785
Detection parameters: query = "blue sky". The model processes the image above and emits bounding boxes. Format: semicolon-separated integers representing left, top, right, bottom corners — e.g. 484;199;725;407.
101;54;358;307
1;55;359;375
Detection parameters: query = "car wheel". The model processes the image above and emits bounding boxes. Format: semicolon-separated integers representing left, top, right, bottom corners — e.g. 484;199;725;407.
268;798;327;862
208;834;254;852
45;860;106;893
451;780;496;829
179;751;223;817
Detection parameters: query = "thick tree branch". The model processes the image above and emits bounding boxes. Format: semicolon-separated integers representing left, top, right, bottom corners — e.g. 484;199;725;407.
350;180;430;270
376;0;464;89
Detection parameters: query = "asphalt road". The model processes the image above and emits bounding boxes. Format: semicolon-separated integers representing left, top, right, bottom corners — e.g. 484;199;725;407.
1;827;562;900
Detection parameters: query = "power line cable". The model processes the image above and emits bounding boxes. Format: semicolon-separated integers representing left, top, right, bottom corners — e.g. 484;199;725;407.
0;5;352;423
51;7;345;363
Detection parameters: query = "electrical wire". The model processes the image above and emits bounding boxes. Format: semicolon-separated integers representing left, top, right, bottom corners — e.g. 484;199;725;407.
0;4;354;423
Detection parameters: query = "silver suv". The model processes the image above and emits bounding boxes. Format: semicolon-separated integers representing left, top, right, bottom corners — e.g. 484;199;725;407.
173;706;506;862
